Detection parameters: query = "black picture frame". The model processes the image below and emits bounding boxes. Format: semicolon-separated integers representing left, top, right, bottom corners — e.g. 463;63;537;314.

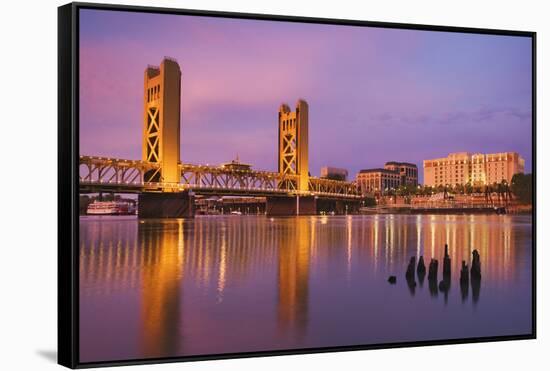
58;2;537;369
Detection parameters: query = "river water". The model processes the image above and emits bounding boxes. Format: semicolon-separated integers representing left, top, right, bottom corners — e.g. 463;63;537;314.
79;214;532;363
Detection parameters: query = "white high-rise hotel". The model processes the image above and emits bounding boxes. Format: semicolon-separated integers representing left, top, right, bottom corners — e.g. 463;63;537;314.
423;152;525;187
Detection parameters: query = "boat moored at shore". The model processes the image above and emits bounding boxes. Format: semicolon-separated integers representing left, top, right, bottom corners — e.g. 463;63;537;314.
86;200;136;215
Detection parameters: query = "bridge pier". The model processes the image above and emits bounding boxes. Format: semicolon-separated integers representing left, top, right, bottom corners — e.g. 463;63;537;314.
266;196;317;216
138;191;195;218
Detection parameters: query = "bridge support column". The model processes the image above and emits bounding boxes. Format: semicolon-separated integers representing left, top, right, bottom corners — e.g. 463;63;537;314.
266;195;317;216
138;191;195;218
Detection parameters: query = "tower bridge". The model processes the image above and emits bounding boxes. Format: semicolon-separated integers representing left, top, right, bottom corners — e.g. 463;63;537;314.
80;58;362;217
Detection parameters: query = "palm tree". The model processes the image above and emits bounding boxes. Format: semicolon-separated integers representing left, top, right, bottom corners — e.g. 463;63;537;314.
465;182;473;195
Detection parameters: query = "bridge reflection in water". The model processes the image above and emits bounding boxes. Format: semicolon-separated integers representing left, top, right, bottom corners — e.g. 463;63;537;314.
79;214;532;362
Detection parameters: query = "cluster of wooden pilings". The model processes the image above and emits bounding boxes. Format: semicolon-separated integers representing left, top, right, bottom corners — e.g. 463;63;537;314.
388;245;482;303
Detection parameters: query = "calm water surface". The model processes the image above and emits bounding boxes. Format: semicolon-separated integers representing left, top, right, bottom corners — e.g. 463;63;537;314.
79;214;532;363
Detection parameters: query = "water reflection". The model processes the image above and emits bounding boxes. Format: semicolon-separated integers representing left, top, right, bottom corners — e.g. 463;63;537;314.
79;214;532;363
472;275;481;304
277;217;310;339
139;220;183;358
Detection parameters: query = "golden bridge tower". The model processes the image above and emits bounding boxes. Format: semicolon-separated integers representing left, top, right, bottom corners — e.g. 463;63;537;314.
278;99;309;192
142;58;181;184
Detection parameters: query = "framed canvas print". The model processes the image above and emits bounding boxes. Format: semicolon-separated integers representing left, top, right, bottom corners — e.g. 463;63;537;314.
58;2;536;368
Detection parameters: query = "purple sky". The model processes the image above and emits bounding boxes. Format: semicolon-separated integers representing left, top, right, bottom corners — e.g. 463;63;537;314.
79;9;532;182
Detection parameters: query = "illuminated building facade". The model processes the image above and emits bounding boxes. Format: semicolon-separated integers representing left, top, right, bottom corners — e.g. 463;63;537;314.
356;161;418;194
384;161;418;186
423;152;525;187
356;168;401;194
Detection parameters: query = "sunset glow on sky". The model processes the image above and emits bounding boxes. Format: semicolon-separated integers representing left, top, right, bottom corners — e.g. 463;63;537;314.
79;9;532;182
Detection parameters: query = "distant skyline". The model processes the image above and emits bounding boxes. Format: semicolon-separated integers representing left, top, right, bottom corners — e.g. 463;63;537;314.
79;9;533;183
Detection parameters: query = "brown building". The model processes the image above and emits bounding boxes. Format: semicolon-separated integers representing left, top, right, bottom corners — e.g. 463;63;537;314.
384;161;418;186
356;161;418;195
356;168;401;194
423;152;525;187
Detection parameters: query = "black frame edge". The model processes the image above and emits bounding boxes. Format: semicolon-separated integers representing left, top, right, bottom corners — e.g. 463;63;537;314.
72;1;535;36
58;3;78;369
531;32;537;340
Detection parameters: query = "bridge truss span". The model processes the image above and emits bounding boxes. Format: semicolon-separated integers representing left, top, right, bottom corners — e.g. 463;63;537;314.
79;156;362;199
180;164;293;195
79;156;160;192
309;177;360;197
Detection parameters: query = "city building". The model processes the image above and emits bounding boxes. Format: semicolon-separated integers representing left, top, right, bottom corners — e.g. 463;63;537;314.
423;152;525;187
384;161;418;186
356;161;418;194
356;168;401;194
320;166;348;181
